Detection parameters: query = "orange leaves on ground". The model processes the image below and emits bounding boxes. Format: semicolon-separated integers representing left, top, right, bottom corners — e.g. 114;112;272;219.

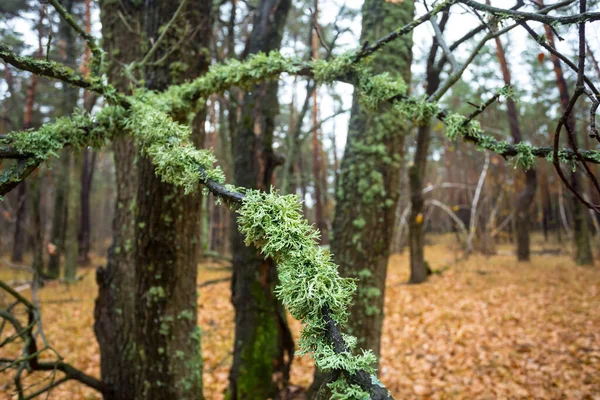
1;237;599;399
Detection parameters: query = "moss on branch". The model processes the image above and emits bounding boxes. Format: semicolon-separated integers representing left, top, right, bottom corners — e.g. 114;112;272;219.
4;42;600;399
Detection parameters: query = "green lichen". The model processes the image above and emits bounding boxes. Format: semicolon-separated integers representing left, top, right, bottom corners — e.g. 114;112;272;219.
328;376;370;400
511;142;536;170
237;190;376;377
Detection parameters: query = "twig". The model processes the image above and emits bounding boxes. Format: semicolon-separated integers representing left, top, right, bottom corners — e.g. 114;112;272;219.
457;0;600;25
429;14;457;71
46;0;102;73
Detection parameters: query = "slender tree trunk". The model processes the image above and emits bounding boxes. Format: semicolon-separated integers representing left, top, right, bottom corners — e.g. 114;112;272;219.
47;149;68;278
491;29;537;261
60;0;82;282
310;0;327;242
310;0;415;396
541;14;593;265
48;0;79;277
78;0;96;265
64;150;81;282
409;124;431;283
79;148;95;264
12;35;41;262
408;13;446;283
12;182;26;262
228;1;294;398
30;173;44;279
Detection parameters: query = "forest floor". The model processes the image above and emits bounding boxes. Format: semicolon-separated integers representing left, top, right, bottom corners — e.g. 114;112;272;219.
1;236;600;399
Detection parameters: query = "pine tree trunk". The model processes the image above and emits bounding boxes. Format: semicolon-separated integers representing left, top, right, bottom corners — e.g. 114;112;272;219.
228;0;294;398
309;1;415;395
12;11;42;262
491;30;537;261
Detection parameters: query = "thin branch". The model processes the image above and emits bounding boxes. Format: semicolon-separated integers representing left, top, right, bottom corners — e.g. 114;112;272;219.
457;0;600;25
46;0;102;73
430;15;457;71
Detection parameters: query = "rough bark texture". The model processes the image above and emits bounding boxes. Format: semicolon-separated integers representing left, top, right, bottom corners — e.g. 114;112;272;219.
94;1;141;398
492;34;537;261
310;2;414;394
408;13;447;284
228;0;294;398
542;21;593;265
94;1;213;399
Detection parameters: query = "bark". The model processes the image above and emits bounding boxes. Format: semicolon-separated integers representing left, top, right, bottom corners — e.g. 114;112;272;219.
94;2;146;399
408;124;431;284
94;1;213;399
541;17;593;265
408;12;447;284
491;31;537;261
13;4;47;266
47;149;68;278
228;0;294;398
78;0;96;265
12;182;26;262
64;150;81;282
60;0;82;282
30;173;44;279
78;147;95;264
311;0;327;243
310;1;415;396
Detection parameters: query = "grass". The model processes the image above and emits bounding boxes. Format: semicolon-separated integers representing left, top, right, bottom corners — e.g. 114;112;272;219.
1;235;599;399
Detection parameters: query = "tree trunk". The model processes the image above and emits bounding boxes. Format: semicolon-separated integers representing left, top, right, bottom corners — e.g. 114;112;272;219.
12;182;26;262
408;13;446;283
77;0;95;265
309;1;415;395
60;0;82;283
541;16;593;265
30;173;44;279
47;149;68;278
48;0;80;277
11;6;43;262
491;30;537;261
79;147;95;264
228;0;294;398
311;0;327;243
64;150;81;282
95;1;214;398
408;124;431;284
